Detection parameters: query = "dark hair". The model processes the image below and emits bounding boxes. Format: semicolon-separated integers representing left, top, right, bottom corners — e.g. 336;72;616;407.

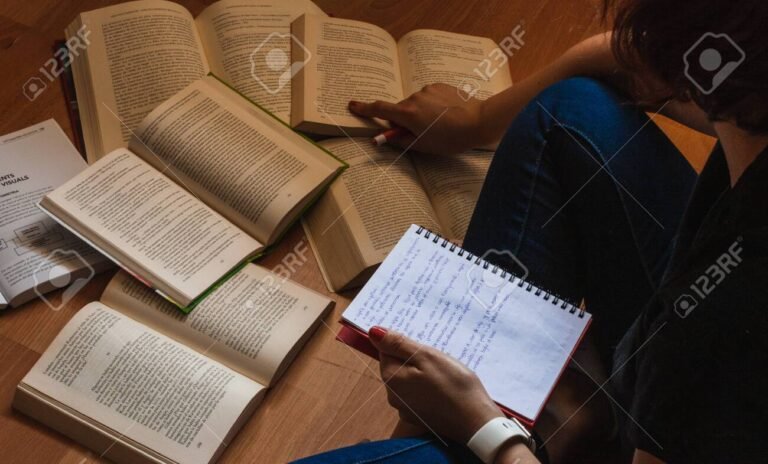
606;0;768;133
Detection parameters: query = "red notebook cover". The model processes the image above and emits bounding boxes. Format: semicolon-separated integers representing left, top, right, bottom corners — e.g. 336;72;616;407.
336;318;592;428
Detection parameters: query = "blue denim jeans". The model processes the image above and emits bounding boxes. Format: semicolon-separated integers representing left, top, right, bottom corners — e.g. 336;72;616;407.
293;78;697;463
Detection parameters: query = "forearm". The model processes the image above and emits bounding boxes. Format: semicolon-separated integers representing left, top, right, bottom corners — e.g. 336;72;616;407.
477;32;624;144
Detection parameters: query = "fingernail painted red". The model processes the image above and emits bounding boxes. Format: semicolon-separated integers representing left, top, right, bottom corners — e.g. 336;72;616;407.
369;326;387;342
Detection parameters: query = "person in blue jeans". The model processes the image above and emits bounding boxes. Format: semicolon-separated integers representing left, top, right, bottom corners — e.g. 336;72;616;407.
295;0;768;462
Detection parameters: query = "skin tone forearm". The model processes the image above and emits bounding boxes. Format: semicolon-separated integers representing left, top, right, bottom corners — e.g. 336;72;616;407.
348;33;631;155
349;32;713;155
495;441;541;464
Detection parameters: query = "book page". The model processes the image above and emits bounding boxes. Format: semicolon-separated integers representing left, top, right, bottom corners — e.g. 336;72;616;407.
21;303;264;464
411;151;493;242
131;76;341;245
0;120;109;306
75;0;210;158
101;266;332;386
397;29;512;98
195;0;327;122
41;149;261;307
343;225;591;422
314;138;441;263
292;14;404;133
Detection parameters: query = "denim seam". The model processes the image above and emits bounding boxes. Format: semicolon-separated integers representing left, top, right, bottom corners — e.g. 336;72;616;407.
553;123;658;294
513;137;547;257
351;439;437;464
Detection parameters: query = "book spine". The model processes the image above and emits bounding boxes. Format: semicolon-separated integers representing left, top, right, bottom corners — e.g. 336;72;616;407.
12;384;164;464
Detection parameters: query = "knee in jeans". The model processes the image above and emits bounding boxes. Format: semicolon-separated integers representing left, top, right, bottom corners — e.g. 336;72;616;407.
537;77;624;106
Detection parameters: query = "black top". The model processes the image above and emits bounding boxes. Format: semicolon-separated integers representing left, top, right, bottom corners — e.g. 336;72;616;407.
612;144;768;463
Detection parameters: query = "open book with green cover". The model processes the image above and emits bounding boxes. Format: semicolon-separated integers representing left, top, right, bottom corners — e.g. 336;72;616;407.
13;265;333;464
40;76;345;309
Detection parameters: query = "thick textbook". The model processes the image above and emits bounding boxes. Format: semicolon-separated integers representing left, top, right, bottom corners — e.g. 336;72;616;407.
66;0;327;162
13;265;333;464
291;14;513;136
303;138;493;291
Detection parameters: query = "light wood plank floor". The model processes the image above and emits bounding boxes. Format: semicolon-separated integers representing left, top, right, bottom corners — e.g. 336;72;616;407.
0;0;714;462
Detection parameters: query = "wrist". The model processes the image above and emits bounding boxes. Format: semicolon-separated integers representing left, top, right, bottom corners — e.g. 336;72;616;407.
467;416;535;464
494;439;538;464
473;98;504;146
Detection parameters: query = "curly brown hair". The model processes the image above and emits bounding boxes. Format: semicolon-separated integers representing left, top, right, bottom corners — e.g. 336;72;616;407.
606;0;768;133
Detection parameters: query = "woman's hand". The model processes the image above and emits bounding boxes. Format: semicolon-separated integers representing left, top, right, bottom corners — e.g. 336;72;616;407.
368;326;503;443
348;84;490;155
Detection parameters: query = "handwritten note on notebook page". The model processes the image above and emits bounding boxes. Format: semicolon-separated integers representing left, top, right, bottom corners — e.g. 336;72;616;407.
341;224;591;423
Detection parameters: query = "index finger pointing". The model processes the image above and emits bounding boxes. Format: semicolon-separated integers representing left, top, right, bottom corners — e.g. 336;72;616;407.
349;100;411;125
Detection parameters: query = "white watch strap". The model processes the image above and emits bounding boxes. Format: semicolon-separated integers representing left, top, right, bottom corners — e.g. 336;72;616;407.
467;417;535;464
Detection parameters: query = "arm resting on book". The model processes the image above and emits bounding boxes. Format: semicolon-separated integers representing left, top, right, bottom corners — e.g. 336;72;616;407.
349;32;715;155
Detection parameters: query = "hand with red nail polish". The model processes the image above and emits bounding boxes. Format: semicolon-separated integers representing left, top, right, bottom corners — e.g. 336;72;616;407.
367;326;503;443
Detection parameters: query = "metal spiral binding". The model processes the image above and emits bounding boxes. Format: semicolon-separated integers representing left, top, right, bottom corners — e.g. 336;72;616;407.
415;226;584;318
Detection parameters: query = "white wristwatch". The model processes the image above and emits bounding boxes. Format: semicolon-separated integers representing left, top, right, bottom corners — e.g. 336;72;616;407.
467;417;536;464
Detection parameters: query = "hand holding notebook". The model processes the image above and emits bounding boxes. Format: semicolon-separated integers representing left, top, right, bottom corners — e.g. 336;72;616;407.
338;225;592;425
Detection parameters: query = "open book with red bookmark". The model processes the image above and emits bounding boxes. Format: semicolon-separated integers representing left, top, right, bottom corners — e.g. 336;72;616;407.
337;224;592;427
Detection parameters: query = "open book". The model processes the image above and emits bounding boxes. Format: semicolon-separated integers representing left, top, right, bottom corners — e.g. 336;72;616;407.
291;14;513;136
338;225;591;426
40;76;345;309
0;120;111;309
13;265;333;464
66;0;327;162
302;138;493;291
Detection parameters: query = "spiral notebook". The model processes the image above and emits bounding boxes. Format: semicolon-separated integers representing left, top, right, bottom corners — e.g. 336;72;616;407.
338;224;592;426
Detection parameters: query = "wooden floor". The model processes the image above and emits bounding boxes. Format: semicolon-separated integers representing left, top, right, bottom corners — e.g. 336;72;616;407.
0;0;715;462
